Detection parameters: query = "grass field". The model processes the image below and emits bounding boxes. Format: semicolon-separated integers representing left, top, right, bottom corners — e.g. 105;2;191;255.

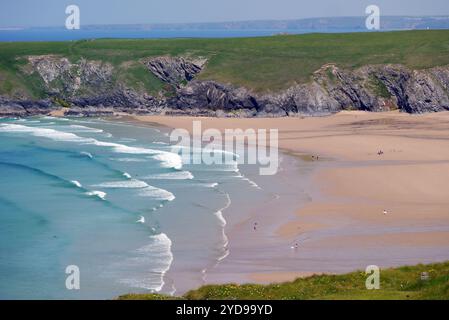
117;261;449;300
1;30;449;97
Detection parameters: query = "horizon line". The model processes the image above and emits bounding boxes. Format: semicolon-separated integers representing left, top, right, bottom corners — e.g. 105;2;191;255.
2;14;449;30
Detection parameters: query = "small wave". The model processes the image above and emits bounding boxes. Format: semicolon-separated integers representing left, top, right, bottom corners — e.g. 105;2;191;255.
111;157;146;162
118;233;173;292
144;171;194;180
214;211;227;227
80;151;93;159
0;124;183;170
67;125;104;133
118;138;136;143
16;119;41;123
70;180;82;188
153;141;168;145
43;116;69;121
241;177;262;189
92;179;149;189
0;123;90;142
215;192;231;261
138;186;175;201
92;179;175;201
152;152;183;170
94;141;183;170
195;182;218;188
136;215;145;224
123;172;132;179
86;190;106;200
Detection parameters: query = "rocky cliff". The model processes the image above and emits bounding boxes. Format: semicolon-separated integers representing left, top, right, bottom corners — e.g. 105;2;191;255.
1;54;449;117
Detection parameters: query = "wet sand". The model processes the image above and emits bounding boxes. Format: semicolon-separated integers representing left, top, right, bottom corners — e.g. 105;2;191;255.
131;111;449;285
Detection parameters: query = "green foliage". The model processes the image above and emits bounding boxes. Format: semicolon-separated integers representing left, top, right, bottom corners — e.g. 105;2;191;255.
0;30;449;95
118;261;449;300
53;97;71;108
369;75;392;98
118;62;165;95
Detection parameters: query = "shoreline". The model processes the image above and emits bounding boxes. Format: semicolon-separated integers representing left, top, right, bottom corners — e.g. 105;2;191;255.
120;113;320;290
130;111;449;286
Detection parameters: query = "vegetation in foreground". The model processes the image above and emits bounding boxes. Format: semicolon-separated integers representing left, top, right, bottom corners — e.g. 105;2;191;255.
118;261;449;300
1;30;449;97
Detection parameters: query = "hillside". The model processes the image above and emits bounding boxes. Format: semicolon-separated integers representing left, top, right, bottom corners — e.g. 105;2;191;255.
1;30;449;117
118;261;449;300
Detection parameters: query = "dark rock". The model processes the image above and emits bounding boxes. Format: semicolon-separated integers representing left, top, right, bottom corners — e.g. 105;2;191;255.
170;80;260;115
144;56;207;87
0;96;56;117
2;53;449;117
68;88;164;115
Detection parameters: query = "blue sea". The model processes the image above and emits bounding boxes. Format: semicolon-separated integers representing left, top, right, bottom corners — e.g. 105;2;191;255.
0;28;367;42
0;116;268;299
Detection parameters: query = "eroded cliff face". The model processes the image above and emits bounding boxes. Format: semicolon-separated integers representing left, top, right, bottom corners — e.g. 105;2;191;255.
26;55;114;97
1;54;449;117
143;56;207;88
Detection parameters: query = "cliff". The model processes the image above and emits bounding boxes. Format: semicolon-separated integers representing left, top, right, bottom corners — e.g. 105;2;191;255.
1;31;449;117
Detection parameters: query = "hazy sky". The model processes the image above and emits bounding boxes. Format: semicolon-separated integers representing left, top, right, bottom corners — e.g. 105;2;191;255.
1;0;448;27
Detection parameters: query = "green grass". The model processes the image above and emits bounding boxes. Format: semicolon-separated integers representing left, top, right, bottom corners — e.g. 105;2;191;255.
118;261;449;300
1;30;449;96
117;61;166;95
369;75;392;98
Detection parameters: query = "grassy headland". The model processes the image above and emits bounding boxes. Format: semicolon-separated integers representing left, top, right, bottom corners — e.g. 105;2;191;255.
118;261;449;300
1;30;449;98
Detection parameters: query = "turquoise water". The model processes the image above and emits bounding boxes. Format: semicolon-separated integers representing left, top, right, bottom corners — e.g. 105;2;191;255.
0;116;264;299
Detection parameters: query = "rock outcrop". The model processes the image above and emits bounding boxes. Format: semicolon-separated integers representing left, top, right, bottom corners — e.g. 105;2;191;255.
26;55;114;97
1;54;449;117
143;56;207;88
0;96;56;117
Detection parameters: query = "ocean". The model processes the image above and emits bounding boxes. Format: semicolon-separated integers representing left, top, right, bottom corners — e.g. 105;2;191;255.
0;116;267;299
0;28;365;42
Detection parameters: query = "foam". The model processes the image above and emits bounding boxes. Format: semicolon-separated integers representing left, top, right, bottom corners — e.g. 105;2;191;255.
241;177;262;189
214;211;227;227
92;179;149;189
66;124;104;133
119;233;173;292
80;151;93;159
86;190;106;200
111;158;146;162
0;123;183;170
138;186;175;201
152;152;183;170
144;171;194;180
0;123;89;143
70;180;82;188
92;178;175;201
195;182;218;188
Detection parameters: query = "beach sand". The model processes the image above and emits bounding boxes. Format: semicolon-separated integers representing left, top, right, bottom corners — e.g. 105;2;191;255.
130;111;449;285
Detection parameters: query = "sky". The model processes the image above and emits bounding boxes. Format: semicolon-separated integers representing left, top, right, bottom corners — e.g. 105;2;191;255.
1;0;449;27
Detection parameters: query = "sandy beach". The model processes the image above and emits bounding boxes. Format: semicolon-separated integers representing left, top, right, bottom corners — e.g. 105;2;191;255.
129;111;449;286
